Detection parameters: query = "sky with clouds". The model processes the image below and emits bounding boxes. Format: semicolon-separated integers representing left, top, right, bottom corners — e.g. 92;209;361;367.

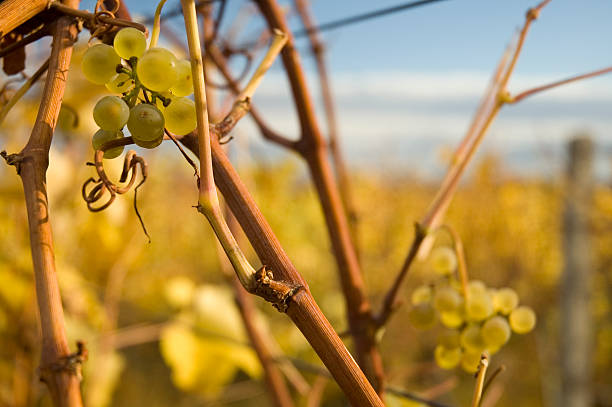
82;0;612;177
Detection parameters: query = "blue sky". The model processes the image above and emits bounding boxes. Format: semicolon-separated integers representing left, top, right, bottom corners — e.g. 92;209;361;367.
105;0;612;75
308;0;612;75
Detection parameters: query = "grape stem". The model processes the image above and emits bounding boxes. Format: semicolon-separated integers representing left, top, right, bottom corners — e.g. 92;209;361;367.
181;0;258;291
470;354;489;407
434;224;469;299
181;0;290;292
236;29;287;101
150;0;168;48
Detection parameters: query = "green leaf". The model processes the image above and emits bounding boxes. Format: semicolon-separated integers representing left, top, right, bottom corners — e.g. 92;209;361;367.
160;286;264;398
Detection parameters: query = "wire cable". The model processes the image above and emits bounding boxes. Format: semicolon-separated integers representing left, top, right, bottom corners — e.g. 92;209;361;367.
294;0;451;37
142;0;451;37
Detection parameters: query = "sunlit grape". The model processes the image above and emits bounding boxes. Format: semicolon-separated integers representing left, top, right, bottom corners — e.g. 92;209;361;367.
92;129;124;159
429;246;457;275
461;350;482;373
136;47;178;92
82;44;121;85
433;285;462;313
493;287;519;315
164;97;197;135
93;96;129;131
134;132;164;149
114;27;146;59
411;285;432;305
467;280;487;295
170;59;194;97
465;290;494;322
106;73;135;94
509;306;536;334
408;303;436;330
438;329;460;349
434;345;462;370
487;343;502;355
127;103;165;142
481;316;511;348
449;277;463;292
440;309;464;328
460;324;486;352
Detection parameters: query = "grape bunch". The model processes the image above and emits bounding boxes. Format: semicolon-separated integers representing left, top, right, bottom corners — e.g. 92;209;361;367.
82;28;197;158
408;246;537;373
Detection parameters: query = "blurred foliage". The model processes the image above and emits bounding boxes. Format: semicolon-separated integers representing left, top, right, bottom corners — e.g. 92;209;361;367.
0;41;611;407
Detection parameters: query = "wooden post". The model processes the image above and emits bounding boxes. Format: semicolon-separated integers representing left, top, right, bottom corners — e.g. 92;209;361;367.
561;136;593;407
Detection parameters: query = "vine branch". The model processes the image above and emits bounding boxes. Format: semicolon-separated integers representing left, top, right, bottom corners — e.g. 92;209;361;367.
375;0;553;327
253;0;385;394
509;65;612;104
4;0;84;405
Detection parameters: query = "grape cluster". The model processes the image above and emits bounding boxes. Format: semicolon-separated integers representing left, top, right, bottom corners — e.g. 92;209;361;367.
408;246;537;373
82;28;197;158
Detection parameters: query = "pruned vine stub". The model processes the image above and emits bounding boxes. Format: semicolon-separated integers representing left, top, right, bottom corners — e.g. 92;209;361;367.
253;266;304;312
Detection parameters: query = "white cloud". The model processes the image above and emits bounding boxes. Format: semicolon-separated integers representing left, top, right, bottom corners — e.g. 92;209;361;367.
236;69;612;175
254;70;612;103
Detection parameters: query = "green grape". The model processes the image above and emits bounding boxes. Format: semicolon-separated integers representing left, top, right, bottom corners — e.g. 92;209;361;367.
407;303;436;330
434;345;462;370
460;324;486;352
106;73;135;93
461;350;482;374
487;343;502;355
92;129;124;159
488;288;497;300
127;103;165;142
465;290;494;321
411;285;432;305
493;287;519;315
134;132;164;149
429;246;457;275
93;96;129;131
136;47;178;92
440;309;464;328
164;97;197;135
509;306;536;334
467;280;487;295
170;59;194;97
82;44;121;85
481;316;511;348
433;285;462;313
449;277;463;291
438;330;460;349
113;27;146;59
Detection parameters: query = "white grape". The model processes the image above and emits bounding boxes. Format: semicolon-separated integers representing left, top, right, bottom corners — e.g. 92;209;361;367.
93;96;129;131
164;97;197;135
82;44;120;85
114;27;146;59
170;59;194;97
136;48;178;92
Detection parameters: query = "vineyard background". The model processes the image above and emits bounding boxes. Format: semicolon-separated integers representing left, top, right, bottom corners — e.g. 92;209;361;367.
1;0;612;406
